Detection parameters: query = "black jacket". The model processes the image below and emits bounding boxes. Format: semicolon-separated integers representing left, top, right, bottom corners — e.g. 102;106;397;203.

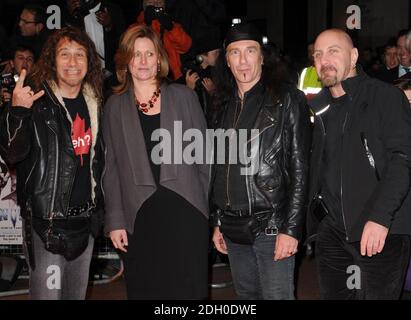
307;68;411;243
211;86;311;240
0;81;104;230
374;65;399;84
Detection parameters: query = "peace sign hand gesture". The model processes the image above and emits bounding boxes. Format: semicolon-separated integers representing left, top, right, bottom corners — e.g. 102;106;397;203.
12;69;45;109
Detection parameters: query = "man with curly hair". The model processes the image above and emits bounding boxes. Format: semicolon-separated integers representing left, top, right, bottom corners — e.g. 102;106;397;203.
0;27;104;300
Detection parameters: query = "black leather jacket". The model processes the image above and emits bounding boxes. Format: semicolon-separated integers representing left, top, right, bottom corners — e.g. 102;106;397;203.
0;81;104;227
211;86;311;240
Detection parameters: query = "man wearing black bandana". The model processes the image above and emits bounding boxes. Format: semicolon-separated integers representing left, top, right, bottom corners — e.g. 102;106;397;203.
210;23;311;300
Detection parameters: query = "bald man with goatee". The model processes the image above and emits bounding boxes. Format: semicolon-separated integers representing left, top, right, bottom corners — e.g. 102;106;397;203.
306;29;411;299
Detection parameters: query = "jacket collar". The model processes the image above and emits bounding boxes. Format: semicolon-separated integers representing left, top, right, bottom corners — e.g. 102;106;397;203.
234;80;264;100
42;80;100;200
121;82;178;187
309;65;368;115
42;81;99;144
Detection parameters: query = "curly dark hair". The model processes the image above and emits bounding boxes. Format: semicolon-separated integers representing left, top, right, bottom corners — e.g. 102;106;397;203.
30;27;103;104
211;41;295;114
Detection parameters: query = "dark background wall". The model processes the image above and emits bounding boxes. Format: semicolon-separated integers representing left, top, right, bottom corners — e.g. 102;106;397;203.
1;0;411;64
243;0;411;62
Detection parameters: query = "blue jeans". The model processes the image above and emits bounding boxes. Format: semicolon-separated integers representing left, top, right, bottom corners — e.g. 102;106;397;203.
224;233;295;300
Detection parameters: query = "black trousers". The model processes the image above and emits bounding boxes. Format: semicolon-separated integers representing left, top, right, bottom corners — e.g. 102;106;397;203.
316;216;411;299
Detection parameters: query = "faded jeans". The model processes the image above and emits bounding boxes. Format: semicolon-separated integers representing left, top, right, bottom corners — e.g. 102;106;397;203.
224;233;295;300
27;230;94;300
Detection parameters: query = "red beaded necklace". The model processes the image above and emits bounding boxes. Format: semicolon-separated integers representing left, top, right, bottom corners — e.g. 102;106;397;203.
135;88;161;113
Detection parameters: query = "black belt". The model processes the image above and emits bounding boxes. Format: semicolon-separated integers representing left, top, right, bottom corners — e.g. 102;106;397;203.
217;208;273;218
218;208;252;217
217;208;278;235
67;200;95;217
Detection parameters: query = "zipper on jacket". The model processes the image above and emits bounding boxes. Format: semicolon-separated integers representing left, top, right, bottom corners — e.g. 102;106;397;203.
360;132;380;181
225;159;232;208
47;123;59;218
42;83;62;218
6;113;23;147
225;98;244;208
318;114;326;139
311;114;326;199
340;112;349;241
65;161;79;213
24;122;40;189
244;123;275;213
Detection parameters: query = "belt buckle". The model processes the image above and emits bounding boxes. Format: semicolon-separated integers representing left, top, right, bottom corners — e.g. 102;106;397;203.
88;201;96;214
265;227;278;236
85;201;95;216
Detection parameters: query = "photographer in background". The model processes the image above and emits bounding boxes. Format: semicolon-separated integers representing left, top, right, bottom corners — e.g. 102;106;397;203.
65;0;125;82
184;35;221;123
131;0;192;81
0;45;34;108
7;4;50;61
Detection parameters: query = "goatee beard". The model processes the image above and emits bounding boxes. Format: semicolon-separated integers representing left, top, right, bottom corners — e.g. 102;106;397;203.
321;76;338;87
320;66;338;87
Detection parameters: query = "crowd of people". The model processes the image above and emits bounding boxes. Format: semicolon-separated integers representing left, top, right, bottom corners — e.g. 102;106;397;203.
1;0;411;301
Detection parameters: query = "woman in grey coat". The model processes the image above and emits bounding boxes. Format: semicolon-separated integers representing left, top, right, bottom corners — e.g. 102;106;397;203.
103;25;210;299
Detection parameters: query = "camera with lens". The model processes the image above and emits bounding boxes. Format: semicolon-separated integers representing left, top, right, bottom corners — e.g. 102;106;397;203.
153;6;164;15
72;0;99;20
182;57;212;92
0;73;19;93
144;5;170;27
182;59;203;81
145;5;165;17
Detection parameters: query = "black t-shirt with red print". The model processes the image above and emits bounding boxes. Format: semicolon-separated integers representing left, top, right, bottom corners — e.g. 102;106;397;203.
63;93;92;207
